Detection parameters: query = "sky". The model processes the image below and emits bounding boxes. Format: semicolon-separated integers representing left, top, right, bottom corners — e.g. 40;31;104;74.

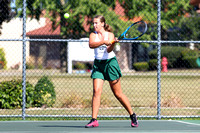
11;0;15;8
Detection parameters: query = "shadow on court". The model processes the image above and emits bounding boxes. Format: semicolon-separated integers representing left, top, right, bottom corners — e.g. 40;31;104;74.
0;120;200;133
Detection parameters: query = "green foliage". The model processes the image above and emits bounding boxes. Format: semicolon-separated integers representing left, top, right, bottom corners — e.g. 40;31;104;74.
101;0;116;9
148;47;200;68
26;62;43;69
34;76;56;107
181;49;200;58
73;62;86;70
133;62;149;71
0;80;35;109
118;0;194;41
118;0;157;22
15;0;127;39
178;15;200;41
26;62;35;69
15;0;196;46
181;49;200;68
0;0;12;35
149;46;188;68
63;0;131;38
0;48;7;69
182;56;199;68
148;59;158;70
119;0;192;28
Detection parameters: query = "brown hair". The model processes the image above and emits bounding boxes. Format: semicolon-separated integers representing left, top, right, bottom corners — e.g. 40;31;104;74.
93;15;112;32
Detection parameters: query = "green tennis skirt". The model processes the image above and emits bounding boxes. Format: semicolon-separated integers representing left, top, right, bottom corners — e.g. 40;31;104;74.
91;56;122;81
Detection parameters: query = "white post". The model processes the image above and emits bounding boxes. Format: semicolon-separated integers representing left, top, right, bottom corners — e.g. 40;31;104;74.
67;43;72;74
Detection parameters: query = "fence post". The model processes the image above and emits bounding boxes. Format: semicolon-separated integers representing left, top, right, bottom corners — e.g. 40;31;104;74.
157;0;161;120
22;0;27;120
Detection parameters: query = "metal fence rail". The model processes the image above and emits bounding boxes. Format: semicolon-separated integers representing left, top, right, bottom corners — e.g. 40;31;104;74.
1;39;200;44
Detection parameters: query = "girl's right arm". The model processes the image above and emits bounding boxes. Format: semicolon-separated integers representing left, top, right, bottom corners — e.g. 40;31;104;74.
89;33;109;48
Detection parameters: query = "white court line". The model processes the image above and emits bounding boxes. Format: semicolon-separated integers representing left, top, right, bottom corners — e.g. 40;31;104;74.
173;120;200;126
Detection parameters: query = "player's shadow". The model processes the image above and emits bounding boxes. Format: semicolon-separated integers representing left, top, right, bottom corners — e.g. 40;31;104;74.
40;125;84;128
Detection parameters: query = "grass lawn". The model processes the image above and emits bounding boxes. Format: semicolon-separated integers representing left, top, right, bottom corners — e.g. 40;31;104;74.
0;69;199;117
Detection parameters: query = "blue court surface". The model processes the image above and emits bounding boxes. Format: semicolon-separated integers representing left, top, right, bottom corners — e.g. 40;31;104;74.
0;120;200;133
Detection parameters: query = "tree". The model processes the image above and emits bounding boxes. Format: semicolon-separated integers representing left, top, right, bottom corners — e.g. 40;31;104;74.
14;0;197;70
0;0;12;34
15;0;129;39
118;0;195;42
15;0;131;72
11;0;199;42
178;15;200;49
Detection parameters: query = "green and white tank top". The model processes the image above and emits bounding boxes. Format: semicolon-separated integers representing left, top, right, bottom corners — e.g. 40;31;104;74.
94;31;115;60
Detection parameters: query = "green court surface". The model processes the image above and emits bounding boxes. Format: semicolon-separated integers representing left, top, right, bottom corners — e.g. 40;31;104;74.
0;120;200;133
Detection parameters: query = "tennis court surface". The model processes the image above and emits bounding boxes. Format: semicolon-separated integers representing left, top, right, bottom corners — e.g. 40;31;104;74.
0;120;200;133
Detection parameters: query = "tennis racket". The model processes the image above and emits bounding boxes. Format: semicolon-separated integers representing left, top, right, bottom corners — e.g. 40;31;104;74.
111;20;147;44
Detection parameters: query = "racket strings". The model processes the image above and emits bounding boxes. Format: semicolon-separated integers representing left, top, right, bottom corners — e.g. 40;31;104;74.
125;21;146;39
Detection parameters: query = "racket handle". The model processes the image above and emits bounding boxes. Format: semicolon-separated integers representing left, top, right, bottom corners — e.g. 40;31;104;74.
110;40;115;44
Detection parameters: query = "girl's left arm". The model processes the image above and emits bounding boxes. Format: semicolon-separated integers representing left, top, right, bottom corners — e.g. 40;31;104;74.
107;33;118;53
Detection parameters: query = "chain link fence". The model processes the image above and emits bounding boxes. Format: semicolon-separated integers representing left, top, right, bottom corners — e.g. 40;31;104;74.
0;0;200;120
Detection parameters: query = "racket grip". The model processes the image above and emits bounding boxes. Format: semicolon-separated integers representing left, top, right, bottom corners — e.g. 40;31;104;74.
110;40;115;44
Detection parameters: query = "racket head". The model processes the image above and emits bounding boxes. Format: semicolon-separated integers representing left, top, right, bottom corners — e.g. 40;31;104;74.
118;20;147;40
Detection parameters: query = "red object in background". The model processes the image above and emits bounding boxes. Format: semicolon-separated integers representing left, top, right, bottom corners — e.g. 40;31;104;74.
161;57;168;72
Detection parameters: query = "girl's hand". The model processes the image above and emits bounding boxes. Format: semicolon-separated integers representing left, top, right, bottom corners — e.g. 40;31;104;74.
114;37;119;43
110;37;119;44
104;40;112;46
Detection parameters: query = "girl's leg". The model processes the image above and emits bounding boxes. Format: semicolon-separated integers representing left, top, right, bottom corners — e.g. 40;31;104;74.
85;78;104;128
92;78;104;119
109;78;133;115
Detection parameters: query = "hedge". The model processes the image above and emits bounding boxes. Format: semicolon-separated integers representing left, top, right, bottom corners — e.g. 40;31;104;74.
133;62;149;71
148;46;195;68
0;80;35;109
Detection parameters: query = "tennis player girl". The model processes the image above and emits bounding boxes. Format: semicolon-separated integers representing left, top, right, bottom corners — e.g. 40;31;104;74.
85;15;138;128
